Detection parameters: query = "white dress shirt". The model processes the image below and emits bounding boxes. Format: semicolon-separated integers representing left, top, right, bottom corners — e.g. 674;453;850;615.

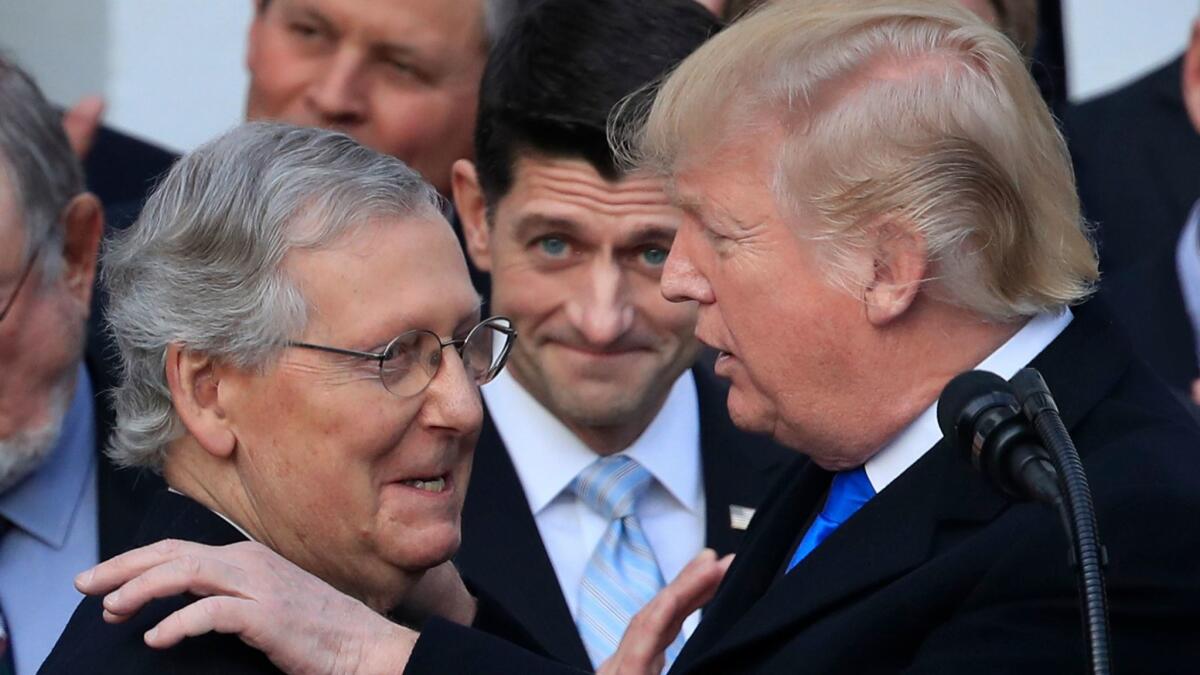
1176;201;1200;366
482;368;705;638
864;309;1073;493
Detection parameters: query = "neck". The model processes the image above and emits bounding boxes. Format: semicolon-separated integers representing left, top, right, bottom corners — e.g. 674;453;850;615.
162;438;272;544
163;439;418;613
564;402;668;457
505;366;677;457
817;301;1025;470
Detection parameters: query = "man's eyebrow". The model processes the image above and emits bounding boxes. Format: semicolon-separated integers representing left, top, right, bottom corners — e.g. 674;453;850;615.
287;2;335;31
618;224;678;248
374;42;423;63
511;213;584;242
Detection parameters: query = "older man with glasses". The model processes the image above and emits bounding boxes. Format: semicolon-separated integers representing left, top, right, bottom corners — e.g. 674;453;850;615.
0;57;159;675
39;121;513;674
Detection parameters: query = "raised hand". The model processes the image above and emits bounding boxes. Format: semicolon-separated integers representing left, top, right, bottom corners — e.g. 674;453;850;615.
598;549;733;675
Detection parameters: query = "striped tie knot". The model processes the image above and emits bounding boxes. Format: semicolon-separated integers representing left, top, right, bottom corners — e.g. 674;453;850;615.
572;454;654;521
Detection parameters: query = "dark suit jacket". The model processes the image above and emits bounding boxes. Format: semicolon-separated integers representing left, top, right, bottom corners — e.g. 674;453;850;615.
85;304;162;561
410;305;1200;674
83;125;177;210
1066;55;1200;277
670;304;1200;674
452;365;795;669
39;491;279;674
1101;232;1199;396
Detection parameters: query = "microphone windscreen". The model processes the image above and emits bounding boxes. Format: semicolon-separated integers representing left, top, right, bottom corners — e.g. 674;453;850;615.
936;370;1012;443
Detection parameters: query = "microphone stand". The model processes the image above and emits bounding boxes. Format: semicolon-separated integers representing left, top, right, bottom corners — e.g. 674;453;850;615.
1012;368;1112;675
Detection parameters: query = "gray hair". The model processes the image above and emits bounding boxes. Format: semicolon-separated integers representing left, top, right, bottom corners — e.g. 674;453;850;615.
104;121;441;470
0;54;84;279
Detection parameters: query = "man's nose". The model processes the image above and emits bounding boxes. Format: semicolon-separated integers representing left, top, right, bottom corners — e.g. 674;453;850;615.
420;348;484;436
661;234;713;304
304;52;369;127
565;259;635;346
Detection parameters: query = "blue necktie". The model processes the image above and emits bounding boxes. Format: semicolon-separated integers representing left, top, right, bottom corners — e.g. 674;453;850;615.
786;467;876;573
573;455;685;670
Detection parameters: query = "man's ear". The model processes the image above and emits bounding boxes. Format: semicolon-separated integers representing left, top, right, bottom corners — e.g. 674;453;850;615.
165;344;237;459
451;159;494;272
1183;18;1200;134
861;217;927;326
59;192;103;310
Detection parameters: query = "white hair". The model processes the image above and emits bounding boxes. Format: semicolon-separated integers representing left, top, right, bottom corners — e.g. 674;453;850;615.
104;122;441;470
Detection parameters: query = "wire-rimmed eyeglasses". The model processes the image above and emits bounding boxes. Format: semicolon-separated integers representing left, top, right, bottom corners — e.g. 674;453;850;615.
0;244;41;324
286;315;517;397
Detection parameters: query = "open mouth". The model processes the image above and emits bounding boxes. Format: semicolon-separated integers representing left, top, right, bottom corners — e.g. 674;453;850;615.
398;476;449;493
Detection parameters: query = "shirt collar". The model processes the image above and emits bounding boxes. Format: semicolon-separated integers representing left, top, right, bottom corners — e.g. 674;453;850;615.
1175;200;1200;363
483;367;702;515
0;363;96;548
864;309;1073;493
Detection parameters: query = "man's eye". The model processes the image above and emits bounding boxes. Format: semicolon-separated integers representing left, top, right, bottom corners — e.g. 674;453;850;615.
640;247;669;266
288;22;321;39
536;237;570;258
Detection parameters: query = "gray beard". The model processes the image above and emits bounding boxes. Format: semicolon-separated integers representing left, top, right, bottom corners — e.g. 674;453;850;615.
0;375;74;494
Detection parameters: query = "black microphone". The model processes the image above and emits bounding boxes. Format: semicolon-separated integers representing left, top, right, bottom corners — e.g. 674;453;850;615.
936;370;1060;505
1011;368;1111;675
940;368;1111;675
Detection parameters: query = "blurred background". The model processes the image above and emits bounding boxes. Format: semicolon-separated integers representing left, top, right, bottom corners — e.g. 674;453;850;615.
0;0;1196;153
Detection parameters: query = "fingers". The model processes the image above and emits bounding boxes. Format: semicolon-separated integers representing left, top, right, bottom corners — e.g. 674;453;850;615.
76;539;220;595
101;554;251;621
142;596;254;649
1191;378;1200;406
602;549;734;674
62;95;105;159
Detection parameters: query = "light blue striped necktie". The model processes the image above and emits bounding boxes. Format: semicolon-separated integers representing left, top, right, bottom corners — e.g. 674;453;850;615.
573;455;685;670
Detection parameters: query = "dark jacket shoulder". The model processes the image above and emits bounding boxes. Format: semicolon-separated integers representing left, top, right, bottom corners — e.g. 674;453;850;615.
39;492;279;675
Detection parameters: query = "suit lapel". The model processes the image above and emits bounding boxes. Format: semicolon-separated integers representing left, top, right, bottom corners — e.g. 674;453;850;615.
689;445;987;670
694;366;795;556
456;410;592;669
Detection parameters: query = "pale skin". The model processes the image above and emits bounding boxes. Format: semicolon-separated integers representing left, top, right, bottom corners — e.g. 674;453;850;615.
64;0;486;190
0;171;103;446
452;154;700;455
158;214;484;614
662;129;1021;469
244;0;485;194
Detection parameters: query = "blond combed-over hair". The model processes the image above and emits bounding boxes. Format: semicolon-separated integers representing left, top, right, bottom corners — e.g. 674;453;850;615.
617;0;1097;321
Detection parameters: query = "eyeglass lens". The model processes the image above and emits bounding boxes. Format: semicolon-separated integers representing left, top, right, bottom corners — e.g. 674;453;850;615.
378;319;512;397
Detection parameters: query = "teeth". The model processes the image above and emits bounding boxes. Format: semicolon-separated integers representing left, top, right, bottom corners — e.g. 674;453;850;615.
403;477;446;493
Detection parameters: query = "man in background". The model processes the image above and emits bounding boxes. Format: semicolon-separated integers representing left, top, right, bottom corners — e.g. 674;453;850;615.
1068;13;1200;409
0;57;157;675
449;0;791;669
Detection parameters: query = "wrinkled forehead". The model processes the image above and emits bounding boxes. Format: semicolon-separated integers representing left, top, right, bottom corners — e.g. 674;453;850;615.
286;213;479;336
507;154;679;223
272;0;487;51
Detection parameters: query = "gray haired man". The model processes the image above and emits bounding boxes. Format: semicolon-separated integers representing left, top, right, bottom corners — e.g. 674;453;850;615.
0;57;157;674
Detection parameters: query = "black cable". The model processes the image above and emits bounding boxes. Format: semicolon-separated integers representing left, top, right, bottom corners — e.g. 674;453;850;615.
1012;368;1112;675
